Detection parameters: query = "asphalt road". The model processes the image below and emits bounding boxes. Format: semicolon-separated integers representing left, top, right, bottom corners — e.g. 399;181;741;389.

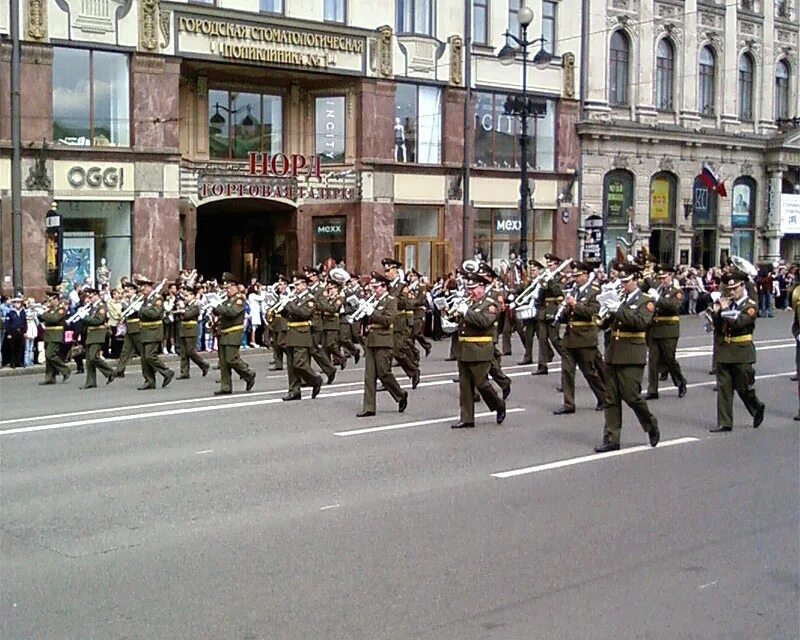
1;315;798;639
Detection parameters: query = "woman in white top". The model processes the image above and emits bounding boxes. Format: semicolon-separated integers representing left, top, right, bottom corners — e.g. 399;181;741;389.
247;283;266;347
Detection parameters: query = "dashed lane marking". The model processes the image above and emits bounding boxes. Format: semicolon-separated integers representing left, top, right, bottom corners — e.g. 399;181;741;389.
334;408;526;436
491;437;699;478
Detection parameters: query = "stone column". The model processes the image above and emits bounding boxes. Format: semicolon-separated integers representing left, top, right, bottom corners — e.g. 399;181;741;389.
680;0;700;126
720;3;739;129
132;55;180;152
759;0;776;131
20;43;52;144
585;0;611;116
357;80;395;162
636;0;657;123
20;196;49;299
133;198;181;278
766;164;785;261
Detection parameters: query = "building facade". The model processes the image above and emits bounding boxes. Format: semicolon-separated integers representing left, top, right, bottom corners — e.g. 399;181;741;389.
0;0;582;297
578;0;800;269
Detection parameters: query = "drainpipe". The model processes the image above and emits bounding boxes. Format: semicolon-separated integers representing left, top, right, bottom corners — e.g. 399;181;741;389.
462;0;472;263
10;0;23;292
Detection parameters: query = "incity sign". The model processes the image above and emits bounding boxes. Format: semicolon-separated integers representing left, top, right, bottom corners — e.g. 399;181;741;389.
176;14;367;74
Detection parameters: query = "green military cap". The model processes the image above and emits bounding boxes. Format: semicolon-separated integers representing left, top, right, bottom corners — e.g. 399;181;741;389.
617;263;642;282
221;272;238;285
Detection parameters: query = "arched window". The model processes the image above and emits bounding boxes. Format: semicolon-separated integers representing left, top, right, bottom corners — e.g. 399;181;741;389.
699;46;716;116
609;31;630;107
731;177;756;264
776;60;790;120
650;172;677;225
738;53;754;121
693;174;718;226
656;39;674;110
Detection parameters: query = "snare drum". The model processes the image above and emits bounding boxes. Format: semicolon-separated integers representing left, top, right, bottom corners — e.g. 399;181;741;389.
441;318;459;334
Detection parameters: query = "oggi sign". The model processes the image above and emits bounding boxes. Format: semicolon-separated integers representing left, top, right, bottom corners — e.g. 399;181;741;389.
67;166;125;189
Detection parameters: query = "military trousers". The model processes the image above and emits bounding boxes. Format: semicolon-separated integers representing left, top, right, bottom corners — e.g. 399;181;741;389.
489;346;511;394
647;337;686;394
286;346;321;396
392;331;417;380
562;346;608;411
603;363;657;445
499;311;513;355
310;328;336;377
44;342;71;383
716;362;762;429
413;316;432;352
537;320;561;368
362;345;404;413
179;336;208;377
339;322;360;358
85;343;114;387
271;329;286;369
141;341;172;387
115;332;142;375
447;332;459;360
405;327;420;365
323;328;347;366
515;318;534;362
458;360;501;424
219;344;253;393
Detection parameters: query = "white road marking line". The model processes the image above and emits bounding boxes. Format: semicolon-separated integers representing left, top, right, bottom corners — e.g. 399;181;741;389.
698;580;718;590
334;408;526;437
660;370;794;393
194;449;213;455
320;504;341;511
491;437;700;478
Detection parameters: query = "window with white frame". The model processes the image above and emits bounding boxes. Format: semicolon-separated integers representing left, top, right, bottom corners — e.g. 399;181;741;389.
738;53;754;121
324;0;346;22
699;46;716;116
541;1;557;54
394;83;442;164
775;59;791;120
656;39;674;110
508;0;523;39
260;0;283;13
473;0;489;45
609;31;630;106
397;0;433;36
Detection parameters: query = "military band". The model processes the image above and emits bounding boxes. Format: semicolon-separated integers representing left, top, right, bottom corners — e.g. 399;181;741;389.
27;247;788;446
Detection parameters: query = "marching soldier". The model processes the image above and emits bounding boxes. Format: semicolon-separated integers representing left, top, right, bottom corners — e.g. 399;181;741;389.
451;272;506;429
39;290;71;385
408;269;432;357
498;261;516;356
305;266;337;384
175;286;209;379
320;279;348;370
136;277;175;390
213;272;256;396
281;271;322;401
356;272;408;416
383;258;420;389
338;273;362;364
594;263;660;452
553;261;608;414
81;287;115;388
791;275;800;421
532;254;566;376
479;263;512;400
268;274;289;371
709;273;765;432
113;281;143;378
515;259;542;365
645;264;687;399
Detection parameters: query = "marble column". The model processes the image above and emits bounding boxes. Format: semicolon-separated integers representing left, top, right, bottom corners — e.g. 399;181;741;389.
767;164;785;261
133;198;181;278
721;1;739;129
132;56;180;152
680;0;700;126
636;0;657;123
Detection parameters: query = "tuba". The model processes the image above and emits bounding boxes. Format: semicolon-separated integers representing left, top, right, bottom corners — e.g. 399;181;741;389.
461;259;481;275
327;267;350;286
729;255;758;278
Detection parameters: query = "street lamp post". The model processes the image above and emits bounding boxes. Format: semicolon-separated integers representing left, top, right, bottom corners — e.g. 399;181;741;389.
498;6;552;265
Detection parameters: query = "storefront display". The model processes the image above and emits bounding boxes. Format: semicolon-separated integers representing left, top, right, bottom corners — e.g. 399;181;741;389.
313;216;346;265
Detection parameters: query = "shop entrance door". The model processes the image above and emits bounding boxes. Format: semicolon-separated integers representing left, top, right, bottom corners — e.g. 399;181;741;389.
195;198;295;284
649;228;675;265
692;229;715;269
394;240;451;278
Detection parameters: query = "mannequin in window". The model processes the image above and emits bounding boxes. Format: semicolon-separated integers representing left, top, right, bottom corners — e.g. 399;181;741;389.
394;117;406;162
96;257;110;288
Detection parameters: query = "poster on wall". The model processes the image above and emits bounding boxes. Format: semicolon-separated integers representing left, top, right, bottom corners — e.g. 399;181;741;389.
650;178;671;223
732;183;752;228
62;232;95;292
781;194;800;234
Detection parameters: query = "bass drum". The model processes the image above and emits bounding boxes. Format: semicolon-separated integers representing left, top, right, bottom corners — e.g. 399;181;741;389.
441;317;459;334
516;305;536;321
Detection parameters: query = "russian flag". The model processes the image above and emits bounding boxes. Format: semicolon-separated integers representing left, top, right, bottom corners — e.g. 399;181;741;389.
700;163;727;198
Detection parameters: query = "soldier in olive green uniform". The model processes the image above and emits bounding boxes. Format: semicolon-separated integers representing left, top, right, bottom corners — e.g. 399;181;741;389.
39;291;71;385
268;275;289;371
791;279;800;421
213;273;256;395
532;254;566;376
595;263;660;452
339;274;362;364
305;267;337;384
136;277;175;390
553;262;608;414
450;273;506;428
709;273;765;432
383;258;420;388
514;260;541;365
408;269;432;357
320;279;348;369
281;272;323;401
479;263;512;400
175;287;209;379
81;288;115;388
113;282;143;378
356;272;408;416
645;265;687;399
